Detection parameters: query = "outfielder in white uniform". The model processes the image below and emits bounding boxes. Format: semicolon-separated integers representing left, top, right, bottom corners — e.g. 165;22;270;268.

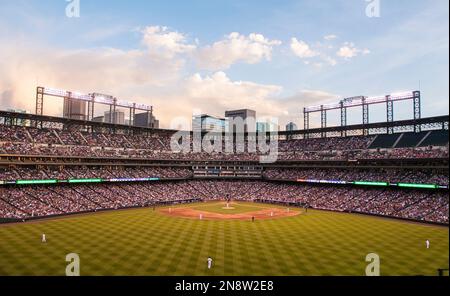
207;257;213;269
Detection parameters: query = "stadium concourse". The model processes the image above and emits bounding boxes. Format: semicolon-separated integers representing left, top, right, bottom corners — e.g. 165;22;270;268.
0;113;448;225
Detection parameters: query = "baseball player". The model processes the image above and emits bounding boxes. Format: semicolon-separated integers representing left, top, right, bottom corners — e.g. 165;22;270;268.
207;257;213;269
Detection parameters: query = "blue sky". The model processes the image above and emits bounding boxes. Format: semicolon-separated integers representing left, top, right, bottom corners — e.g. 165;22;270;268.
0;0;448;129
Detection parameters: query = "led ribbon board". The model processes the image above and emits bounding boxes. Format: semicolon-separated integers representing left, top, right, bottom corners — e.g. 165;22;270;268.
5;178;162;185
16;179;58;185
354;181;389;186
397;183;438;189
68;178;103;184
299;179;347;184
5;178;445;189
108;178;160;182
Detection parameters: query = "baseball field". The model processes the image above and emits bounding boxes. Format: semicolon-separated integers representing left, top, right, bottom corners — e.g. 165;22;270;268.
0;201;448;276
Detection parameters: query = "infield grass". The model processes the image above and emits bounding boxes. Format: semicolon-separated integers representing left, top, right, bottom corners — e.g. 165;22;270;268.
0;201;448;276
191;201;275;214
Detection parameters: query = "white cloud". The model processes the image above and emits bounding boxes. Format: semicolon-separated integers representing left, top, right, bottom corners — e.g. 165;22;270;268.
144;71;286;129
336;42;370;59
290;37;369;66
0;23;341;129
324;34;338;41
170;72;338;129
0;38;291;128
337;45;358;58
290;38;319;59
290;38;338;66
323;55;337;66
0;27;192;118
141;26;196;58
196;32;282;70
185;71;282;106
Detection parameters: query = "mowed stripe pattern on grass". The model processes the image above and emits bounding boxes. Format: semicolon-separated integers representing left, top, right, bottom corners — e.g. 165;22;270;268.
0;202;448;276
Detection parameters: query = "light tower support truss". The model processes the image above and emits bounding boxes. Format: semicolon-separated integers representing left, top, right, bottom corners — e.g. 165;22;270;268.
320;106;327;137
362;99;369;136
340;101;347;137
386;95;394;134
413;91;421;132
303;91;421;137
303;107;309;139
35;87;153;129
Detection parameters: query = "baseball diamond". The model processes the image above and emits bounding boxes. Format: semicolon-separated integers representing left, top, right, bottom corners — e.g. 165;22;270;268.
0;201;448;276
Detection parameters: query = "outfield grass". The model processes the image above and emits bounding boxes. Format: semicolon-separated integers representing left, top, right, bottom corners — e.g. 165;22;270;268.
0;202;448;276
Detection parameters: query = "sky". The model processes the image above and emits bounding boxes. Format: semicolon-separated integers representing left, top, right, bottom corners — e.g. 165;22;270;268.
0;0;448;130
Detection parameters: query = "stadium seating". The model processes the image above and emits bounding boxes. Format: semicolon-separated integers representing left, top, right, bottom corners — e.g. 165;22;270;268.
0;122;448;225
0;124;448;161
0;167;192;180
263;168;449;185
0;180;447;224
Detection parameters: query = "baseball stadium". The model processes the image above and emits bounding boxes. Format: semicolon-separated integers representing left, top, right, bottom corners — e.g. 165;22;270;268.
1;7;450;296
0;89;448;276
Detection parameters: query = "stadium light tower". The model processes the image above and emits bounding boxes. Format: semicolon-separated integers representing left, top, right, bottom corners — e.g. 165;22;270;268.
303;91;421;138
35;87;153;128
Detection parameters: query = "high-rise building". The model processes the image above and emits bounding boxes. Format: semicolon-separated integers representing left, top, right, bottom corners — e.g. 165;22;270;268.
286;122;298;131
192;114;225;133
256;121;279;133
225;109;256;133
285;122;297;140
134;112;160;129
104;110;125;125
63;98;87;120
256;122;269;133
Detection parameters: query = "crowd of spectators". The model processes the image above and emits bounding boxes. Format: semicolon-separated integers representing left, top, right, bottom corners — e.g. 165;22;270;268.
0;124;447;224
0;180;448;224
0;166;192;181
263;168;449;185
1;124;448;161
278;135;374;151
